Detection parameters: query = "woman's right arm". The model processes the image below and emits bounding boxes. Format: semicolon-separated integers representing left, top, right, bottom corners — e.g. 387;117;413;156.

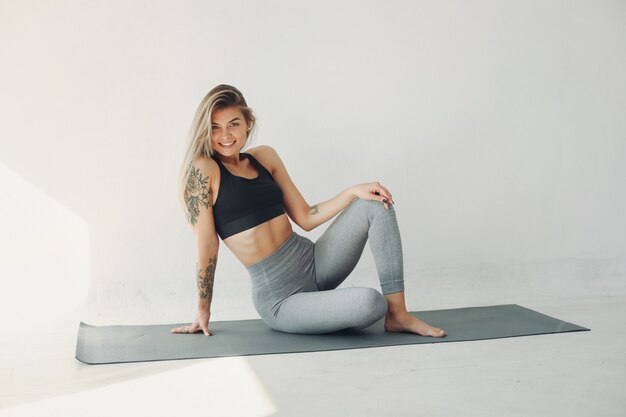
170;157;220;336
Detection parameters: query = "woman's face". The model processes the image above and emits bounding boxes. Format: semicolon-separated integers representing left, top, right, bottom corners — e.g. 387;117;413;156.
210;106;250;157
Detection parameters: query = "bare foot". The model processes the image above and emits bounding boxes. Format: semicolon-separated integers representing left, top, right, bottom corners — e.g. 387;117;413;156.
384;311;447;337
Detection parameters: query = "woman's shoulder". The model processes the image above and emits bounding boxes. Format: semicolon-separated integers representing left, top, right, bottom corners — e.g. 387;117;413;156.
191;154;220;177
246;145;280;173
246;144;278;158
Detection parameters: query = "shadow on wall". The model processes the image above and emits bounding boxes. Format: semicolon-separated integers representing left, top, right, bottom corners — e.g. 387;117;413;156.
0;166;277;415
0;162;90;329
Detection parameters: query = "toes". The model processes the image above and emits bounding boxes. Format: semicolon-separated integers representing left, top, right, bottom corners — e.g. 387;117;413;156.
428;327;446;337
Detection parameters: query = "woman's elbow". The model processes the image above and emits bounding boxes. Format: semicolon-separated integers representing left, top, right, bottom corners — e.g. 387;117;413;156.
291;216;311;232
196;233;220;251
299;217;314;232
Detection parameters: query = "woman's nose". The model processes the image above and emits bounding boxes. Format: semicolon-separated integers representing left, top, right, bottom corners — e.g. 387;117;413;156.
217;127;232;139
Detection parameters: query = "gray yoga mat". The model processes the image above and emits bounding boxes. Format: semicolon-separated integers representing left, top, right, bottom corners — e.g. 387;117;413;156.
75;304;589;365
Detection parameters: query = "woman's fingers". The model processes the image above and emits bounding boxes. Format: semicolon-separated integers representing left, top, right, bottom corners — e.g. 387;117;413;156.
169;323;213;336
169;324;197;334
200;323;213;336
377;184;394;204
372;183;394;208
169;325;189;334
352;182;395;209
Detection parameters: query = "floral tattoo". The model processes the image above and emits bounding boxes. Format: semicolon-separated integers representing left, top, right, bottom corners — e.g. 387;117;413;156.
197;258;217;302
185;165;212;225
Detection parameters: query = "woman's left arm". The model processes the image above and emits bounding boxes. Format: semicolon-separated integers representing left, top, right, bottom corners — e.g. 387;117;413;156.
257;146;395;232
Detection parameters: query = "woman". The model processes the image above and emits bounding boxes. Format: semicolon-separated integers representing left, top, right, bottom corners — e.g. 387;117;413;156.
171;84;446;337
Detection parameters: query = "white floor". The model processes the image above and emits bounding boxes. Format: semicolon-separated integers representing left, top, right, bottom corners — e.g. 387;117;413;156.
1;293;624;417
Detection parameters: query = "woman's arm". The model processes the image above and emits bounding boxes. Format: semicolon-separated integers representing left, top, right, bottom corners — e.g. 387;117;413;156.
171;157;220;336
256;145;395;232
195;235;219;313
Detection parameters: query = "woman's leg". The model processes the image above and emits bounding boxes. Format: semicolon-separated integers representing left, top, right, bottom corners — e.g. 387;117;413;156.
314;198;404;294
271;287;387;334
314;198;447;337
248;230;386;334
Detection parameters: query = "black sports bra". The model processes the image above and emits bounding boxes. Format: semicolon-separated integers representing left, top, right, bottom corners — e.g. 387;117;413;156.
212;153;286;239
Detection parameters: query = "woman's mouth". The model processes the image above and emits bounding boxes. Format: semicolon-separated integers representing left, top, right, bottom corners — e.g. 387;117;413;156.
220;141;235;148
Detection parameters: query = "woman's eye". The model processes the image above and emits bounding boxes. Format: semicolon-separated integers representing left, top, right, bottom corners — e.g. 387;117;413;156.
211;126;219;130
230;123;239;127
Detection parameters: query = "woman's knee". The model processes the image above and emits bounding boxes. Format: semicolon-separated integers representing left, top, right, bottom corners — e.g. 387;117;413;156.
356;287;388;323
351;198;394;218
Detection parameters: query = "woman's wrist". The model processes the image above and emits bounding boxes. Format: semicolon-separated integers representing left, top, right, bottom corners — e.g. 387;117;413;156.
343;186;358;202
198;299;211;312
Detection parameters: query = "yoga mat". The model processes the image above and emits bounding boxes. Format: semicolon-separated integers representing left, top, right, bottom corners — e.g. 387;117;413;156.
75;304;589;365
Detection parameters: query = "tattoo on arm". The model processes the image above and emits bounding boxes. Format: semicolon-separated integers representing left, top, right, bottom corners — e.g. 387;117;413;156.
184;165;212;225
310;204;319;215
196;257;217;303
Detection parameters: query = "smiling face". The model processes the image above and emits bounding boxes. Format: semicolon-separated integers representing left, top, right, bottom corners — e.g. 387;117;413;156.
210;106;250;157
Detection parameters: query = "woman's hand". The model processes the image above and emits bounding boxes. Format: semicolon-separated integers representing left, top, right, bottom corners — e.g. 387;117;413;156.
350;182;395;209
170;309;213;336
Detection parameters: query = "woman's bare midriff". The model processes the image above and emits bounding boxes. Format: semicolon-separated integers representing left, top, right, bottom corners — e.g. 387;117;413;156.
222;213;293;267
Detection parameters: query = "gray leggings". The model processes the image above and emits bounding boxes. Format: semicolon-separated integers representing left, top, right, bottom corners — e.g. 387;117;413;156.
245;198;405;334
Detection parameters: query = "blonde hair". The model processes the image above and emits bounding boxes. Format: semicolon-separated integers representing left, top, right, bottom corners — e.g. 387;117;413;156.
178;84;256;221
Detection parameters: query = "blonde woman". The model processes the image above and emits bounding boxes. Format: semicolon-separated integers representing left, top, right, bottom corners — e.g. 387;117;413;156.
171;84;447;337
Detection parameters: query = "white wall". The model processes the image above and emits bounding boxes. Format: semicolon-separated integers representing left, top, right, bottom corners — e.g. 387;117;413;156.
1;0;625;326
